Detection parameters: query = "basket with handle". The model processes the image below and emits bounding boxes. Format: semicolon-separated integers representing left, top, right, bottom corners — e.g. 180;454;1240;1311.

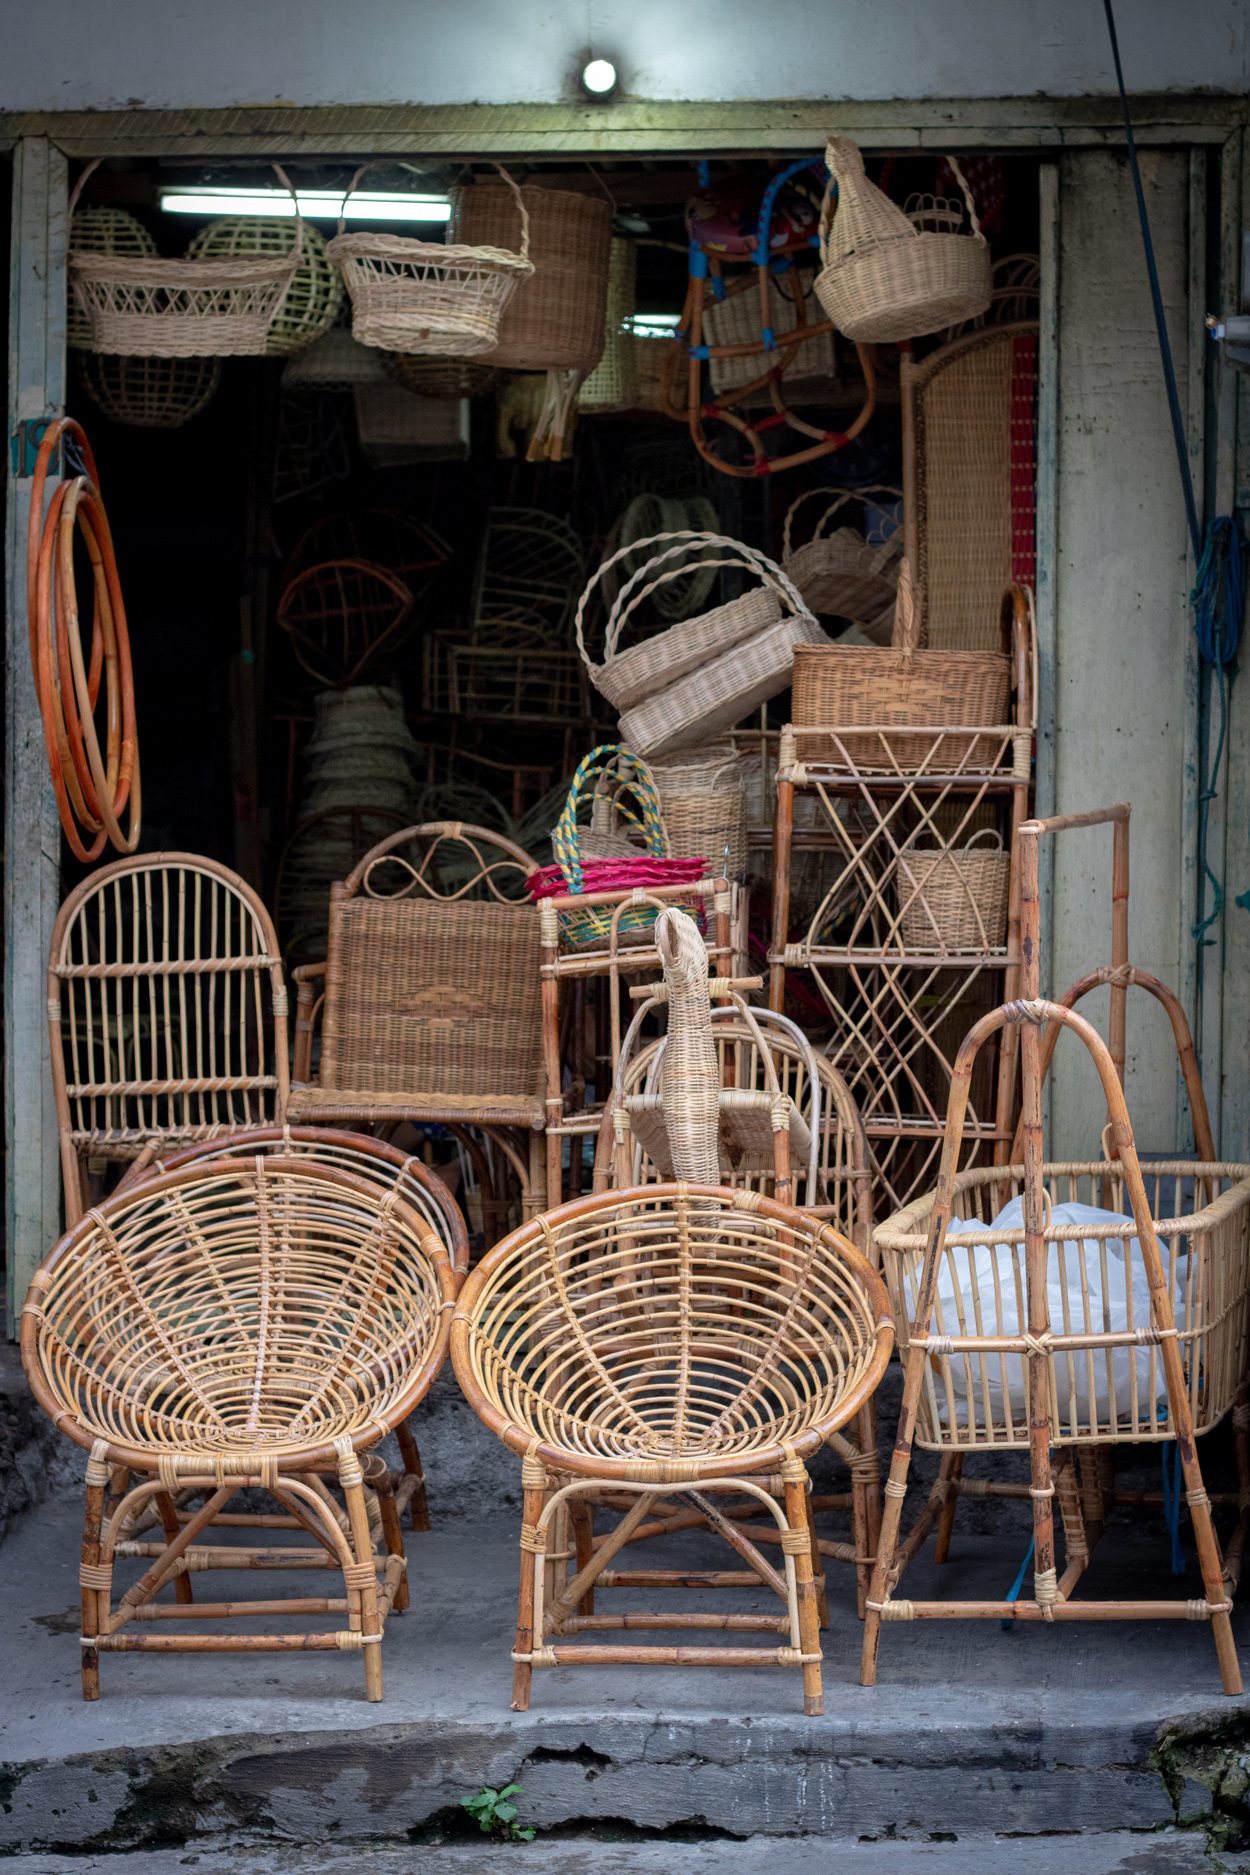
895;826;1011;952
186;214;342;357
814;139;991;344
327;164;533;356
651;741;749;881
782;484;902;631
68;162;304;358
526;744;708;946
450;179;612;373
790;558;1010;767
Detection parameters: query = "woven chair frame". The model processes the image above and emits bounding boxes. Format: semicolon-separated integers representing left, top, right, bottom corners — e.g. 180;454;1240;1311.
48;852;290;1227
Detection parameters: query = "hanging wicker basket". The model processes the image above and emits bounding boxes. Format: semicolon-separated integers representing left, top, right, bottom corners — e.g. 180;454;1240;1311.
66;208;157;350
76;351;222;430
187;215;342;356
328;165;533;356
384;353;505;399
814;139;991;344
579;236;640;412
651;742;748;880
789;559;1011;766
450;180;612;373
782;484;901;627
895;827;1010;951
281;325;387;388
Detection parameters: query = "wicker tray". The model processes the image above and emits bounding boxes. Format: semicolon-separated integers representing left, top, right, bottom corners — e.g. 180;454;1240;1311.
896;828;1010;951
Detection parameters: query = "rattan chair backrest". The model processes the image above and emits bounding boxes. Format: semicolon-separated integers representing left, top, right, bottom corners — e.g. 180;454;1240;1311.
48;853;289;1221
321;822;541;1099
904;320;1038;651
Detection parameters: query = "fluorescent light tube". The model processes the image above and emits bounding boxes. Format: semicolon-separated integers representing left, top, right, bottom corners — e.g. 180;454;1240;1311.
627;314;682;334
159;187;450;222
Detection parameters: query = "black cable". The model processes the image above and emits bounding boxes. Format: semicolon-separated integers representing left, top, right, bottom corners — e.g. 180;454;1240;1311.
1103;0;1203;563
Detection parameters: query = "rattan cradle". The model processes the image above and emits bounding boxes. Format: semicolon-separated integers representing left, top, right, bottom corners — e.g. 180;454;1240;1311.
48;853;290;1225
450;1182;894;1714
288;822;547;1240
22;1156;458;1700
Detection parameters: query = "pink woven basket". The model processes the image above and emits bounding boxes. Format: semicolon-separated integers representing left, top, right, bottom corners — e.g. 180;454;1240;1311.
527;856;707;899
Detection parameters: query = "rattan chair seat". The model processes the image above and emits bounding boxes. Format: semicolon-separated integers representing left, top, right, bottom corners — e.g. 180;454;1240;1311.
452;1183;893;1482
23;1157;457;1474
285;1084;546;1126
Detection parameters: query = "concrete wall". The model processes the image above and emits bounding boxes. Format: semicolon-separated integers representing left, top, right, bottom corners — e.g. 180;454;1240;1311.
0;0;1245;113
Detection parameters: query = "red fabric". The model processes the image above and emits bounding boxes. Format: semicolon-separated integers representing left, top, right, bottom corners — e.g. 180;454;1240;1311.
527;856;709;901
1010;331;1038;588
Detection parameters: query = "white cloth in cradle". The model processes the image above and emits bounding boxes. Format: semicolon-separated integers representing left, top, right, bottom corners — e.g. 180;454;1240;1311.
933;1196;1181;1430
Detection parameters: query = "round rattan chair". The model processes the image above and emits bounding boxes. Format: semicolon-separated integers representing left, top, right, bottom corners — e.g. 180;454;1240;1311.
22;1156;457;1703
117;1123;472;1531
451;1183;893;1715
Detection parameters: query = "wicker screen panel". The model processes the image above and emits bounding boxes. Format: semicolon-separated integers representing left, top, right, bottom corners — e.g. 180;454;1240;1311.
917;331;1012;650
322;897;542;1097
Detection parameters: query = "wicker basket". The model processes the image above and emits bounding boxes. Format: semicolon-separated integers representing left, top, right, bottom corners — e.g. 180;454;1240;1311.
577;531;790;712
814;139;991;344
328;165;533;356
187;216;342;356
896;828;1010;951
450;181;612;372
76;351;222;429
782;485;902;625
385;353;505;399
790;559;1010;766
633;331;684;415
353;382;470;466
579;236;639;412
652;742;748;880
281;325;387;388
621;606;828;760
66;209;157;350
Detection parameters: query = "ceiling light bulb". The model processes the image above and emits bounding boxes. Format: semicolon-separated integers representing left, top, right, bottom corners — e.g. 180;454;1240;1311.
582;58;617;95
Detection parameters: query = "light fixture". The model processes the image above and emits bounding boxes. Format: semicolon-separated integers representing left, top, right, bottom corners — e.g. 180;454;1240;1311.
627;313;681;335
159;187;450;222
581;57;618;96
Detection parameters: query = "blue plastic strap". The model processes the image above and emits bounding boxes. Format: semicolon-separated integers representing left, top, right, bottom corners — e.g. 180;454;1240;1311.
770;254;792;275
711;275;727;301
690;345;711;360
1000;1535;1035;1631
1162;1442;1186;1575
688;243;708;280
761;326;776;352
753;155;828;259
697;160;711;187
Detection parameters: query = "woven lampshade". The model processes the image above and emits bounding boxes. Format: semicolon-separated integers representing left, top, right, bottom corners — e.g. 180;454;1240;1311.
76;351;222;429
66;208;157;350
187;216;343;356
450;183;612;372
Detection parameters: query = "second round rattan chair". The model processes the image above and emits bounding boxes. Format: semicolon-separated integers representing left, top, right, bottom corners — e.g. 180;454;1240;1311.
22;1155;457;1702
451;1182;894;1715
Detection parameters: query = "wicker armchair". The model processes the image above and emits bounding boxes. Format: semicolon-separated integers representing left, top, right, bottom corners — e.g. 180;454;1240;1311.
289;823;546;1240
48;853;289;1226
451;1183;894;1716
22;1155;457;1702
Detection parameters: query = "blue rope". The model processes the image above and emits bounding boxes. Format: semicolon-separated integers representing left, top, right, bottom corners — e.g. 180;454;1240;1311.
1161;1441;1187;1574
1000;1535;1035;1631
1191;521;1243;942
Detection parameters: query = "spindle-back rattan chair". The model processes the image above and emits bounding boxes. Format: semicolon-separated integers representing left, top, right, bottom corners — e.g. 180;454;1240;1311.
451;1182;894;1716
49;853;290;1226
22;1155;458;1702
117;1123;471;1532
289;822;546;1241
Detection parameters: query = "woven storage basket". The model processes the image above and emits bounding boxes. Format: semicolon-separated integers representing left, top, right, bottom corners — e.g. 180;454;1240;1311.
353;382;470;466
385;352;504;399
328;165;533;356
76;351;222;429
782;485;901;624
814;139;991;344
896;828;1010;951
281;325;387;388
579;236;639;412
703;272;836;399
633;331;683;414
652;742;748;880
66;209;157;349
790;559;1010;766
577;531;789;712
450;181;612;372
187;215;342;356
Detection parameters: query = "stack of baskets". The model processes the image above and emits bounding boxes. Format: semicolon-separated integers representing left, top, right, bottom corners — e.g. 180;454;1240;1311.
576;532;828;761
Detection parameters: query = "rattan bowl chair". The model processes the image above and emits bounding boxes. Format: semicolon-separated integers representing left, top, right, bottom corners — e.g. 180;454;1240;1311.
21;1155;457;1702
49;853;290;1226
116;1124;471;1531
289;822;546;1243
451;1183;894;1715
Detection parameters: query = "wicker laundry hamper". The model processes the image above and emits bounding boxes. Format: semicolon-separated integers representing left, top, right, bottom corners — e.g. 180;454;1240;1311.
66;209;157;350
451;180;612;373
385;353;505;399
896;828;1010;951
815;139;991;344
579;236;639;412
76;352;222;429
652;742;749;880
187;215;342;356
782;485;901;628
329;165;533;356
790;559;1010;766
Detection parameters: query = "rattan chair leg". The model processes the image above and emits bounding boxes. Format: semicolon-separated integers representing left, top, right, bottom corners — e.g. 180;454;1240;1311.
81;1453;109;1701
373;1475;410;1614
337;1447;384;1702
512;1461;548;1711
155;1491;195;1605
395;1418;429;1532
802;1484;830;1629
783;1463;824;1717
570;1498;596;1615
934;1453;963;1564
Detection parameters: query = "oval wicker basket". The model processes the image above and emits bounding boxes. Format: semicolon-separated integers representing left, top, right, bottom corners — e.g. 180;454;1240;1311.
652;742;748;881
895;827;1010;951
450;181;612;372
328;165;533;356
576;531;791;713
782;484;901;627
76;351;222;429
66;208;157;350
187;215;342;356
790;560;1010;767
384;353;505;399
815;139;991;344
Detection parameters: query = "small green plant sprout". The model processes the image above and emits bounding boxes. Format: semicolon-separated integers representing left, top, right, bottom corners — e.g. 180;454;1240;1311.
459;1783;536;1841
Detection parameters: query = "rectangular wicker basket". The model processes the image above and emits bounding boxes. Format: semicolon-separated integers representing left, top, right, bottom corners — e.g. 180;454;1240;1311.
620;610;829;760
595;586;781;712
